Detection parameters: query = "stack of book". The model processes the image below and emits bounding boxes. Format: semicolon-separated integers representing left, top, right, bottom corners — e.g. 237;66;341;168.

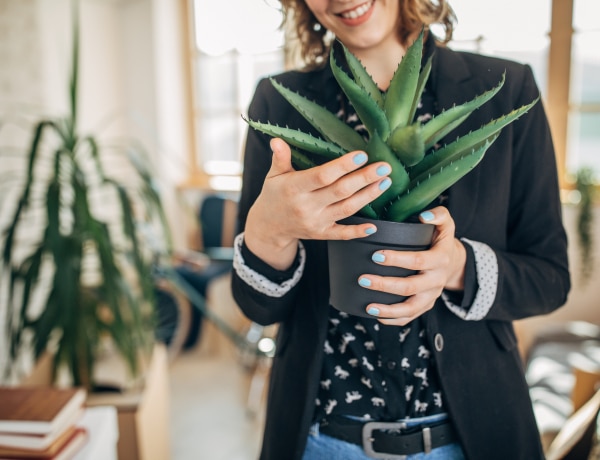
0;387;88;460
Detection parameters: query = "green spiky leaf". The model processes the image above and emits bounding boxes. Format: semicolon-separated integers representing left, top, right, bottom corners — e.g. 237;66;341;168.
331;53;390;139
341;44;385;109
422;73;506;149
388;123;425;166
410;97;539;179
244;117;346;159
384;29;424;131
270;78;366;152
388;144;488;222
365;131;410;214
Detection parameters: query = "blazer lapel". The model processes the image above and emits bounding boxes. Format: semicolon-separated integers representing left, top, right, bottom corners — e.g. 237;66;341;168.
432;47;487;236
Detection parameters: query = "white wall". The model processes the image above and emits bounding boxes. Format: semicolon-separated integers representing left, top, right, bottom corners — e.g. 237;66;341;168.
0;0;190;247
0;0;191;375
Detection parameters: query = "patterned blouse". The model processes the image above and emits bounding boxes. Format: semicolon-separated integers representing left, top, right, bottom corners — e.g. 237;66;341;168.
313;73;446;422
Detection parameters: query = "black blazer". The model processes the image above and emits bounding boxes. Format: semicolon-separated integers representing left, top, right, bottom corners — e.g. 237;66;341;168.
232;43;570;460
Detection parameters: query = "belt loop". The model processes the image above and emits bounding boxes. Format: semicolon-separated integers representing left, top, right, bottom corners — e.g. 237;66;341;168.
422;426;432;454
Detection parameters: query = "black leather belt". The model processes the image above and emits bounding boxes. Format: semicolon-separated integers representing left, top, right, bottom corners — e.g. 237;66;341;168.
319;416;457;459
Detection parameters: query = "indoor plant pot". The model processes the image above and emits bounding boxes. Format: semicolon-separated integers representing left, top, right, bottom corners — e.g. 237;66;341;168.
327;216;434;317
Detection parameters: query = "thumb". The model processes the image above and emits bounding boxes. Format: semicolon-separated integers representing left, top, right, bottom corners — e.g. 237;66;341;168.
267;138;294;178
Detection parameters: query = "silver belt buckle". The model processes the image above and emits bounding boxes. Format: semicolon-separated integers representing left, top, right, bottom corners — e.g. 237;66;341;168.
361;421;408;460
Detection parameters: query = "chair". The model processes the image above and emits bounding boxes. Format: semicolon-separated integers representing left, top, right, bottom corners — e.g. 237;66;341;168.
525;321;600;457
154;194;237;356
545;375;600;460
179;193;238;350
157;193;275;415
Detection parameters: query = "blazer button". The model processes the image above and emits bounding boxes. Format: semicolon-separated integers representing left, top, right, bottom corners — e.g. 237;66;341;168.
434;333;444;352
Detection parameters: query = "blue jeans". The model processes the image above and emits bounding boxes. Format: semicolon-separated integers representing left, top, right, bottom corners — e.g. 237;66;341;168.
301;413;466;460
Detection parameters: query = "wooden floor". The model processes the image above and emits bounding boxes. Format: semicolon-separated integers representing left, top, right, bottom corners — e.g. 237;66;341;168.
168;337;266;460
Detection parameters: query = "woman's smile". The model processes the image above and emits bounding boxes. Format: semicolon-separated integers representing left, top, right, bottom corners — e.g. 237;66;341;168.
337;0;375;26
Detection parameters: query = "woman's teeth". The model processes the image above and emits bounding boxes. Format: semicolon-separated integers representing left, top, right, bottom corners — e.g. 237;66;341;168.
340;1;373;19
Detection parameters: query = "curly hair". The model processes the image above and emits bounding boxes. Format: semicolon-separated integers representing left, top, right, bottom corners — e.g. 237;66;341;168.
279;0;456;69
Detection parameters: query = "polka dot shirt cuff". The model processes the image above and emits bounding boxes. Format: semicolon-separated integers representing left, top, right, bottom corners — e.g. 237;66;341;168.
232;232;305;298
442;238;498;321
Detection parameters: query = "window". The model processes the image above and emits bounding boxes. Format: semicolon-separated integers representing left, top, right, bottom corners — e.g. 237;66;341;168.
448;0;551;96
449;0;600;186
567;0;600;175
189;0;284;190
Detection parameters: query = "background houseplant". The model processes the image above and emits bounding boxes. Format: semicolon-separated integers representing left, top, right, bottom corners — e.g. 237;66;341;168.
0;5;171;389
575;166;597;285
245;30;538;316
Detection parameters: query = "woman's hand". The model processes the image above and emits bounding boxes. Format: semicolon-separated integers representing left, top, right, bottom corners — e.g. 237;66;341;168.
244;138;392;270
358;206;467;326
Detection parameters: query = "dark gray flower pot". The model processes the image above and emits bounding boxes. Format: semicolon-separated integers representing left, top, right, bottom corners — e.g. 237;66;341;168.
327;216;435;318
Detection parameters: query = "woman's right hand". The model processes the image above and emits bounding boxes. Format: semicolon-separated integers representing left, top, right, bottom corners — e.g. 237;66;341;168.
243;137;392;270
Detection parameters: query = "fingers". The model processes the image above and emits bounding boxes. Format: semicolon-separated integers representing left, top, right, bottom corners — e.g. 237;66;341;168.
364;293;439;327
268;138;295;178
353;206;465;325
319;163;393;222
366;207;455;272
357;272;441;326
299;146;392;197
267;138;393;231
418;206;456;241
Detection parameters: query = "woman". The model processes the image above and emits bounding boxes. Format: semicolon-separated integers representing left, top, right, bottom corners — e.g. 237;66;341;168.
231;0;570;459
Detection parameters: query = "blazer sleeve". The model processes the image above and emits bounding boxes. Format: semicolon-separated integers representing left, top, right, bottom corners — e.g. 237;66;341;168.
485;64;570;321
231;77;303;326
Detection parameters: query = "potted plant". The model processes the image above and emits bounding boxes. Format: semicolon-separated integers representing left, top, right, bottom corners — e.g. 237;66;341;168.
245;30;537;317
1;6;171;389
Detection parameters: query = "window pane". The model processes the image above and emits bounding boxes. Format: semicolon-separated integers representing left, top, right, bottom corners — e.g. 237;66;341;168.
573;0;599;32
451;1;551;52
570;31;600;105
449;0;551;96
567;112;600;173
237;51;285;112
195;53;237;112
569;0;600;174
197;116;241;166
193;0;283;55
191;0;284;187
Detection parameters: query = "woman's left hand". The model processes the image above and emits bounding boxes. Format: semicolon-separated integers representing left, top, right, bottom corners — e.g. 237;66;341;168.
359;206;467;326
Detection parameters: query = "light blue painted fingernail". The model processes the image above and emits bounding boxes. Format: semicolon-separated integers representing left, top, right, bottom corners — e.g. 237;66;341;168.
358;277;371;287
367;307;380;316
420;210;435;222
376;165;391;176
372;252;385;263
379;178;392;191
365;227;377;235
353;152;368;165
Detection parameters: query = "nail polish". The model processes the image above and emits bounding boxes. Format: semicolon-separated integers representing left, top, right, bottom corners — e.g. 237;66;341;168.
420;210;434;222
358;278;371;287
376;165;391;176
372;253;385;263
353;152;368;165
379;178;392;191
367;307;380;317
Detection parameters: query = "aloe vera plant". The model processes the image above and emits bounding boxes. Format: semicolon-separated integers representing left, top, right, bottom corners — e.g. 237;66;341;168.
246;31;538;222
